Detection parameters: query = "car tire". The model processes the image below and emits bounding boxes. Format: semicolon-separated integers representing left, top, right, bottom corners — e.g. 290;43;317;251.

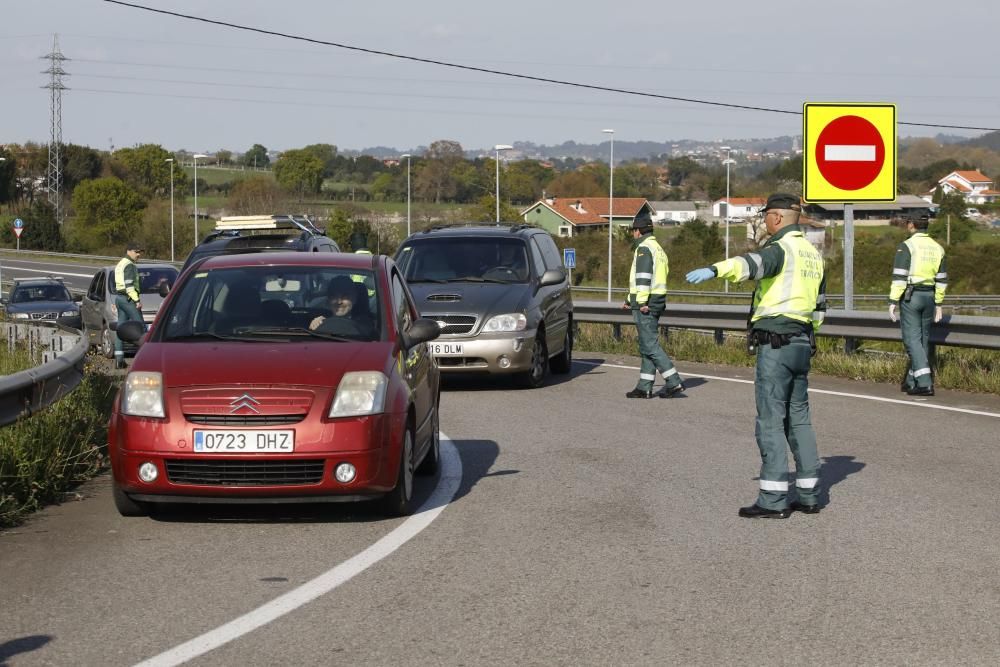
101;323;116;359
381;427;416;516
416;403;440;476
518;332;548;389
550;322;573;375
112;484;148;517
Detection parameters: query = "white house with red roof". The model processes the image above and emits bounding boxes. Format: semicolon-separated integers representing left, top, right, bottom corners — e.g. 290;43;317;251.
935;170;999;204
711;197;767;220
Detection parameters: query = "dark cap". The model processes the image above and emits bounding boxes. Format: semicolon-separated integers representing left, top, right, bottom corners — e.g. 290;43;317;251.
126;241;144;252
905;211;931;228
630;211;653;231
760;193;802;213
349;231;368;250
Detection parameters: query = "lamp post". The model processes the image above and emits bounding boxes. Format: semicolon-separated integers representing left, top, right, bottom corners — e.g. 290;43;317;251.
400;154;411;237
602;129;615;301
493;145;513;223
721;146;735;293
192;153;209;246
165;158;175;261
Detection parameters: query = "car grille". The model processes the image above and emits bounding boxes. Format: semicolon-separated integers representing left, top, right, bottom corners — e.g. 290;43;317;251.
426;314;477;335
185;414;304;426
165;459;325;486
436;357;488;369
30;312;58;320
426;293;462;302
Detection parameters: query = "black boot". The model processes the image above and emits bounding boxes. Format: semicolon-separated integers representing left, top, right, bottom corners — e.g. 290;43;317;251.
658;383;686;398
625;388;653;399
738;504;791;519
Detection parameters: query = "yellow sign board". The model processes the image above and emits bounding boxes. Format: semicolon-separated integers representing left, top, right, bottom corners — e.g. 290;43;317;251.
803;103;896;202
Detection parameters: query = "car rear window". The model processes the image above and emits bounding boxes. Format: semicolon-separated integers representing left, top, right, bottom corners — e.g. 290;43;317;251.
161;266;381;343
397;237;530;284
139;267;179;294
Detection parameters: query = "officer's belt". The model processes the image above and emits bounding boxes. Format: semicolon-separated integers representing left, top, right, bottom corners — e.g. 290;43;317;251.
749;328;808;349
908;285;934;291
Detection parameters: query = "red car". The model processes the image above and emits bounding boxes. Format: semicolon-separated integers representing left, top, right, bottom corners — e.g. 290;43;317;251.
109;252;441;517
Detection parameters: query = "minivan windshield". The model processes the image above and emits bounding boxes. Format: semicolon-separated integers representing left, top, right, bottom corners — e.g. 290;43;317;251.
397;237;530;284
138;266;179;294
161;266;381;342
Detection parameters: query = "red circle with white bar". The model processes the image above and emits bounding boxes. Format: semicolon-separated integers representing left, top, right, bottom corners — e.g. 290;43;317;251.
815;115;885;191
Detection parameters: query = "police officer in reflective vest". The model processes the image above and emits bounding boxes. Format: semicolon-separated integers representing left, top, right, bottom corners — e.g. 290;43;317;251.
888;212;947;396
113;241;145;368
686;193;826;518
622;212;685;399
350;231;376;298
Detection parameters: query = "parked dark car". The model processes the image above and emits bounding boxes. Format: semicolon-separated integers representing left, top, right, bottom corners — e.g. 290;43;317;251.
394;224;573;388
181;215;340;273
2;277;80;322
80;263;179;358
109;252;441;517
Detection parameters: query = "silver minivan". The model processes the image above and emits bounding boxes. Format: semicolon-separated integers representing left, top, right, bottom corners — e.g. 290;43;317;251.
80;263;179;358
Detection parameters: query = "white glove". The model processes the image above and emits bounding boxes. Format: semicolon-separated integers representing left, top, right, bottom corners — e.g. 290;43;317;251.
934;306;943;323
888;304;897;322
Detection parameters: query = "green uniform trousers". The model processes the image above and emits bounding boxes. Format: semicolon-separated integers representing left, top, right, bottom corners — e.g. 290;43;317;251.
632;308;681;392
114;295;143;355
900;289;935;391
754;332;820;509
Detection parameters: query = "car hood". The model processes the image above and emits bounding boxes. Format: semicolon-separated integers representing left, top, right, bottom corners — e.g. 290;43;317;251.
5;300;77;312
407;281;530;317
134;340;396;388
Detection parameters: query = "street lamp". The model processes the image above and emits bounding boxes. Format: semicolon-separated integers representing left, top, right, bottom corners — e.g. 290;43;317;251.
193;153;209;246
494;145;513;223
400;154;411;237
165;158;175;261
721;146;735;293
602;129;615;301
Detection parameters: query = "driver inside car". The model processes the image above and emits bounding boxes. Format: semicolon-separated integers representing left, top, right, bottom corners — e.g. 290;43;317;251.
308;275;376;339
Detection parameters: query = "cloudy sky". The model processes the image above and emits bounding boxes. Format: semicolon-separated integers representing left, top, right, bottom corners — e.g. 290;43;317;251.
4;0;998;154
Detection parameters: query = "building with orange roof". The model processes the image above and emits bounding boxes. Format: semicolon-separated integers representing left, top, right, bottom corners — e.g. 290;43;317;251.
936;170;999;204
520;197;654;237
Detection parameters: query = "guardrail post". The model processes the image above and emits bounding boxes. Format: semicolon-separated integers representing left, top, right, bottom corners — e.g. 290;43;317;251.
714;329;724;345
660;325;669;341
844;337;860;354
612;323;622;341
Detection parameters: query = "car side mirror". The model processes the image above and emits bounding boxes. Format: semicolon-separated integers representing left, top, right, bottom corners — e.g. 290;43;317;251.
0;297;6;305
115;320;146;345
56;314;83;331
402;318;440;348
158;283;171;298
73;293;84;302
539;268;565;288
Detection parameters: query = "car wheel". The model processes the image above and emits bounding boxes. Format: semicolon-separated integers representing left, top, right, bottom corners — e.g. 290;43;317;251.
550;323;573;375
518;332;548;389
416;402;440;476
101;324;116;359
112;484;148;517
381;427;416;516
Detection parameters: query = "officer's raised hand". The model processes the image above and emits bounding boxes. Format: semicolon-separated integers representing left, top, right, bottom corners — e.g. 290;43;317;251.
686;267;716;284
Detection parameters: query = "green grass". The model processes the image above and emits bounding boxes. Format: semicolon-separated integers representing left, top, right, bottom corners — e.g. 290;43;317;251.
0;339;42;375
0;358;118;528
575;323;1000;395
183;166;273;186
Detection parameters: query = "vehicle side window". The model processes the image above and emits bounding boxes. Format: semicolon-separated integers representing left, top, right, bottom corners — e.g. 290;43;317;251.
87;273;102;300
390;271;415;332
528;238;546;278
95;271;107;300
535;233;563;271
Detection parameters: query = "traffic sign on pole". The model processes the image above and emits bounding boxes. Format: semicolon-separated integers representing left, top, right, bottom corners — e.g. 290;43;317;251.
563;248;576;269
13;227;23;239
803;103;896;202
13;218;24;229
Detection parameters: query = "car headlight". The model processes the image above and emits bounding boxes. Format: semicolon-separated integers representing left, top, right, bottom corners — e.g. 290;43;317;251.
122;371;165;418
482;313;527;333
61;309;78;317
11;312;29;320
329;371;387;418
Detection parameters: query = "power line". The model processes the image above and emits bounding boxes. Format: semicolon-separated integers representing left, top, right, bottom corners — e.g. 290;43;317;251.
100;0;1000;132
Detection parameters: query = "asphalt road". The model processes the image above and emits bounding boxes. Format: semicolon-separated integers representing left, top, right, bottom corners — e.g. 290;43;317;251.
2;355;1000;666
0;255;110;294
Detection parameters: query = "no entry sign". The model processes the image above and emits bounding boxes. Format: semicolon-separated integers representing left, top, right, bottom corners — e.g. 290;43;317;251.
803;103;896;202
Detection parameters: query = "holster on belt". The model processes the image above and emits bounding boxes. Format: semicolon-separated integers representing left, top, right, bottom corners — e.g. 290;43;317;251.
903;284;915;303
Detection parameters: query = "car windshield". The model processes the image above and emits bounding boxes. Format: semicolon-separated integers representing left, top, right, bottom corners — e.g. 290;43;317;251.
397;237;530;284
161;266;381;342
139;267;179;294
10;284;72;303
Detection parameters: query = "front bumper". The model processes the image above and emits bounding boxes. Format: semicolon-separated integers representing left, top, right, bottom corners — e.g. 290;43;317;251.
431;330;538;374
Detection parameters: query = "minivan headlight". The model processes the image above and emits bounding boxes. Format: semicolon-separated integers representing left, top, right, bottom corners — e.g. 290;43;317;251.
10;312;29;320
122;371;165;418
482;313;527;333
330;371;387;418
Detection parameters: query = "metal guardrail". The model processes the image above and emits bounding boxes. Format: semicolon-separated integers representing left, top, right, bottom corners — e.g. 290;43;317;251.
0;247;182;267
0;322;88;426
573;300;1000;350
571;285;1000;304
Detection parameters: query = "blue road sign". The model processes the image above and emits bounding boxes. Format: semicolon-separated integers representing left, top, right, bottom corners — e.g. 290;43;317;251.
563;248;576;269
13;218;23;229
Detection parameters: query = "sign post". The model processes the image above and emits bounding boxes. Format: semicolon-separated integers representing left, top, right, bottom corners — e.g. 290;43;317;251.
803;103;896;311
13;218;24;252
563;247;576;285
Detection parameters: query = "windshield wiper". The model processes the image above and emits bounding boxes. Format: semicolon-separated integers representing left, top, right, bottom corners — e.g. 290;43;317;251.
164;332;242;342
446;276;512;284
240;326;354;342
407;278;449;283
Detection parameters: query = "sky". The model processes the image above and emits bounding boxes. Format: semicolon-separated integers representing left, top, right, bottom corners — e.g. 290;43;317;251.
4;0;999;155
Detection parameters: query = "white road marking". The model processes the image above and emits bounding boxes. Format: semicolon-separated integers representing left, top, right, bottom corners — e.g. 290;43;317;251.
824;144;876;161
2;266;95;279
577;360;1000;419
135;434;463;667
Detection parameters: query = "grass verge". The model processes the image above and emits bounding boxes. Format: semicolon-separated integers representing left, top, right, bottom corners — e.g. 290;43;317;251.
575;323;1000;395
0;358;118;528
